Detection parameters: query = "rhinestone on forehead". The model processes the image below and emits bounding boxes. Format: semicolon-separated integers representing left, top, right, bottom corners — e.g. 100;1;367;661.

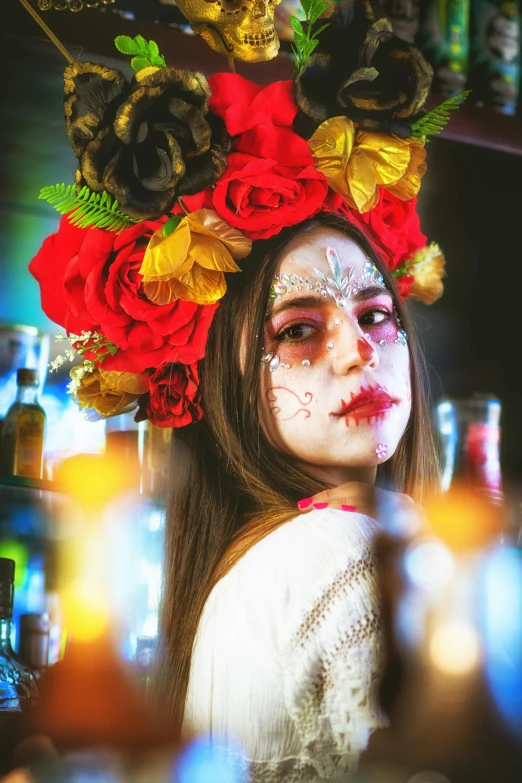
268;247;386;309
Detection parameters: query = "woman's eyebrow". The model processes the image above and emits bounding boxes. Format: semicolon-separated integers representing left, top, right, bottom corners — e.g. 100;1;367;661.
352;285;391;303
268;295;329;318
268;285;391;318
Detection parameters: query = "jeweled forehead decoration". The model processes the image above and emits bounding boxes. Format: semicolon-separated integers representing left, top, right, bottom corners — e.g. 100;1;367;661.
268;247;386;309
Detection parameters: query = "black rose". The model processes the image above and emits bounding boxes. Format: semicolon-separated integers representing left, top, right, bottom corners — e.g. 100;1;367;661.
64;62;230;220
293;0;433;139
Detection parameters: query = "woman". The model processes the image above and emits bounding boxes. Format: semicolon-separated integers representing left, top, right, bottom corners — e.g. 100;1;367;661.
157;212;440;780
27;2;451;776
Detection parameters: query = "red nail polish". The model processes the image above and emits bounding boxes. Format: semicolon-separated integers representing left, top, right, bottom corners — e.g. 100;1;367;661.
297;497;313;509
341;505;356;512
313;502;328;509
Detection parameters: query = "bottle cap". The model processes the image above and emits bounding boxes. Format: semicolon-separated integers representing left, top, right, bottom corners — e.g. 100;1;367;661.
17;368;39;386
19;613;50;670
20;613;50;634
0;557;15;619
0;557;15;581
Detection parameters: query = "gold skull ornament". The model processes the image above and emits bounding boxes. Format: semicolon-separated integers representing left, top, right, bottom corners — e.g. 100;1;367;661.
175;0;282;62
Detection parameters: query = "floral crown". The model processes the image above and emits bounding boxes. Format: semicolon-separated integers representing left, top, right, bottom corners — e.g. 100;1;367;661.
30;0;467;429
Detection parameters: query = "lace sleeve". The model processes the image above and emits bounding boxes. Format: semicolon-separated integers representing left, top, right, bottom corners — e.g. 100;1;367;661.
281;544;389;780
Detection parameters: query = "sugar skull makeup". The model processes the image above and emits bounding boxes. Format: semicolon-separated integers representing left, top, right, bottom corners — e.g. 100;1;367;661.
258;227;412;480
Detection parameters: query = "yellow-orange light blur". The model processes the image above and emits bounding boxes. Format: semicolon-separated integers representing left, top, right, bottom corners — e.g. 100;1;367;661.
56;453;128;509
423;483;503;551
429;623;481;675
61;585;109;643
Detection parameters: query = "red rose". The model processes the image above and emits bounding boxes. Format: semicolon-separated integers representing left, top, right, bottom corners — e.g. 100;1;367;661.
208;75;298;143
145;362;203;428
212;152;328;240
30;216;218;372
394;275;414;299
208;74;327;239
357;191;427;270
29;218;114;335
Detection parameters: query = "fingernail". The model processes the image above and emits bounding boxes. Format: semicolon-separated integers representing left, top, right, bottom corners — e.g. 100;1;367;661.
313;502;328;509
341;504;356;512
297;497;313;509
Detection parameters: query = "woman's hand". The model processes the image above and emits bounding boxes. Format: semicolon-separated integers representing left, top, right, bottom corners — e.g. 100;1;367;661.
297;482;430;537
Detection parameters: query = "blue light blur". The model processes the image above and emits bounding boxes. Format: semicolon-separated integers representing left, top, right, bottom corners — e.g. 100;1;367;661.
481;546;522;739
174;736;247;783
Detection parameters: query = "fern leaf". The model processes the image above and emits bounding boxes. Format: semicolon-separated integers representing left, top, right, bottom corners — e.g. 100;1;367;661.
411;91;471;142
39;184;137;234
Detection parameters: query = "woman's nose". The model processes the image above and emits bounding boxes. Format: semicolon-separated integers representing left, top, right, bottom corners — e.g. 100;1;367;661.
331;318;378;375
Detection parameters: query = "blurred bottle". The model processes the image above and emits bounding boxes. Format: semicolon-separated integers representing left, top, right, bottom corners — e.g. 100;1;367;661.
469;0;520;115
0;368;46;479
384;0;421;43
105;411;144;491
135;636;157;696
144;423;172;498
18;613;50;678
0;326;49;418
0;558;38;775
418;0;471;96
435;393;503;505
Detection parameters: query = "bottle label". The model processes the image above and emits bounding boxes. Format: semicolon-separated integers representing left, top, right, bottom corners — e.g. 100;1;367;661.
465;422;503;502
14;410;45;479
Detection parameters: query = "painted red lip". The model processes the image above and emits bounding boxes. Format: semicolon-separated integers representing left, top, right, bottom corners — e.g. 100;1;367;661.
330;384;398;420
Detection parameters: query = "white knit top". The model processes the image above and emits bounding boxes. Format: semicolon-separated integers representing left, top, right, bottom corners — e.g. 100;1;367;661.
183;508;389;782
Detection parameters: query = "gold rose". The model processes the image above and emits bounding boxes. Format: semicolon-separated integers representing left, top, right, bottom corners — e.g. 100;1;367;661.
395;243;446;305
139;210;252;306
309;116;426;213
72;368;149;418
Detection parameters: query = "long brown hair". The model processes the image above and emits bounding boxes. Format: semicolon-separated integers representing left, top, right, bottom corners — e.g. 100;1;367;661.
156;213;440;732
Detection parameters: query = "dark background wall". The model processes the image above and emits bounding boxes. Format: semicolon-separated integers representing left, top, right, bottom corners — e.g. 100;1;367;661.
413;140;522;485
2;10;522;486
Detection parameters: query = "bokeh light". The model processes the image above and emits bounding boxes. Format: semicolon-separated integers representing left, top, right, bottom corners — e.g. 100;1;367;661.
429;623;481;675
175;736;246;783
56;453;128;510
403;539;455;591
423;483;502;551
482;546;522;738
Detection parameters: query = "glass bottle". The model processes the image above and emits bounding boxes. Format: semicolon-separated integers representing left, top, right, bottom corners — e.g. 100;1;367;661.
435;393;503;505
1;368;46;479
0;558;38;774
105;411;144;491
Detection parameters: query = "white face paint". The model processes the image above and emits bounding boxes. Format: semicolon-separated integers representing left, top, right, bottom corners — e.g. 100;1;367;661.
258;227;412;484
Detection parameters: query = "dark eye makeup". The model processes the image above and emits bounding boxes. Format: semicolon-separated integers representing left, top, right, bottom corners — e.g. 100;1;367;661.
273;305;394;343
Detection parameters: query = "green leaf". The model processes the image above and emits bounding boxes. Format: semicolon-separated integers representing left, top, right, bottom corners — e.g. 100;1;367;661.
290;0;331;78
162;215;182;237
151;53;167;67
311;22;330;39
131;56;152;73
309;0;328;22
391;261;412;278
290;16;305;39
148;40;160;59
307;38;320;56
135;34;148;53
114;35;139;55
39;183;137;234
411;90;471;141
